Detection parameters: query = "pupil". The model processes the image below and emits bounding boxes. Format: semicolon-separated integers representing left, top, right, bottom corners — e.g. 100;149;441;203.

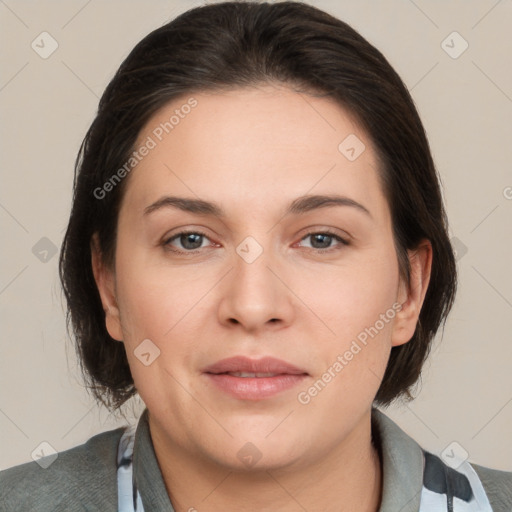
182;233;202;249
312;234;331;249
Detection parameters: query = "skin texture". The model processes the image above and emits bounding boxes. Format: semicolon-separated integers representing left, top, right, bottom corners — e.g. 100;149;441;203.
92;84;432;512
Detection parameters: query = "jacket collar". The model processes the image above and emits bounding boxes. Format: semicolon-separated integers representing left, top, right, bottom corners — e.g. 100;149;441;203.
372;407;424;511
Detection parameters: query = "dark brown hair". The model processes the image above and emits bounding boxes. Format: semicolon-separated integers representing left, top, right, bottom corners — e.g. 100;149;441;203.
59;1;457;410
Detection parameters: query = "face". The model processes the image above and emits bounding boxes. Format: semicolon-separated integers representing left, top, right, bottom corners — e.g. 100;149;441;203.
94;84;429;472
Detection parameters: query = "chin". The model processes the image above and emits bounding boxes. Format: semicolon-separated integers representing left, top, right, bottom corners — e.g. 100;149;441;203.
214;444;303;474
203;427;307;473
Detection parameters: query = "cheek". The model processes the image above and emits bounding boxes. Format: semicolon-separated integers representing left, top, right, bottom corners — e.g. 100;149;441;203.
113;252;209;414
292;245;400;404
113;244;219;357
295;247;400;343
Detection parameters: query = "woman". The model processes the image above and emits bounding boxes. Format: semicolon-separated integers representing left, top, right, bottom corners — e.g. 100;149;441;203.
1;2;510;511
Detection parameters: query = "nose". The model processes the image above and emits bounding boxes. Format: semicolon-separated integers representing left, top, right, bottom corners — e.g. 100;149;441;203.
217;239;295;332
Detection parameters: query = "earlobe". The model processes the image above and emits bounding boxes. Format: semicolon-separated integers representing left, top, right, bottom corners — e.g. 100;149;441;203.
391;240;433;347
90;234;123;342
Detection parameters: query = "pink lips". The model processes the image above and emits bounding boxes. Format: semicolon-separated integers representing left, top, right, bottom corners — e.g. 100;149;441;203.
203;356;307;375
203;356;308;400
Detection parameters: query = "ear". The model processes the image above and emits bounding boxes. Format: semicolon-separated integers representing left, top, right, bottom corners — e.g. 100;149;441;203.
391;239;432;347
90;233;123;341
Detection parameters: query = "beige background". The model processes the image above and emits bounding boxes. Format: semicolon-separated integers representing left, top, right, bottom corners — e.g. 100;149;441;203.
1;0;511;471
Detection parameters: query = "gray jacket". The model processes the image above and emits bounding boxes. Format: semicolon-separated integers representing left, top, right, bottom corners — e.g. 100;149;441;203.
1;408;511;511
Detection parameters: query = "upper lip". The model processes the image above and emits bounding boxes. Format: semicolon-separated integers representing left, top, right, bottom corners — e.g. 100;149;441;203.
203;356;308;375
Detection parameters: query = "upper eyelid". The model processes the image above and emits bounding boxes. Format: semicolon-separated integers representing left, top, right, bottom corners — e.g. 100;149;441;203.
164;228;347;240
296;231;349;249
165;230;212;245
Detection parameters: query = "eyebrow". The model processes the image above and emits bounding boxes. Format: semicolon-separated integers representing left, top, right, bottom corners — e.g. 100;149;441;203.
143;194;372;219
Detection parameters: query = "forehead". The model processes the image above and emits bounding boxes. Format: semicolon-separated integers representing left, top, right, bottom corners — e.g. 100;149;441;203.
121;85;386;221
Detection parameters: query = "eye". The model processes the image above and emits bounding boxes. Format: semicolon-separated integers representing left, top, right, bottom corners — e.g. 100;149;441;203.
162;229;349;255
163;230;213;253
297;230;349;252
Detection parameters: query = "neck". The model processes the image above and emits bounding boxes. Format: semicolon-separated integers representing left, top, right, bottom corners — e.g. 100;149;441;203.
149;410;382;512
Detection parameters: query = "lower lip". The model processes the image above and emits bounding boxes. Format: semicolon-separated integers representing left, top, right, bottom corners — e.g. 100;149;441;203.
205;373;308;400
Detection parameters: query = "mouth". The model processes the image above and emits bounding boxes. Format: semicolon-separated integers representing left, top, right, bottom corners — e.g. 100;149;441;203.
202;355;308;375
202;356;309;400
219;372;286;378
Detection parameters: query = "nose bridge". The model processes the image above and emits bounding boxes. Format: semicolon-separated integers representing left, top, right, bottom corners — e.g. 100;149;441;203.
217;233;293;330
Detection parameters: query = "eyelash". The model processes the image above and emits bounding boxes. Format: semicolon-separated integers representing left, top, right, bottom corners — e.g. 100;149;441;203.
162;229;349;255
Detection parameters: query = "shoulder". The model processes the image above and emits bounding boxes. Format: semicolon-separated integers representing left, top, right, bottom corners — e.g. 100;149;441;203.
0;426;125;512
470;462;512;510
371;408;512;511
